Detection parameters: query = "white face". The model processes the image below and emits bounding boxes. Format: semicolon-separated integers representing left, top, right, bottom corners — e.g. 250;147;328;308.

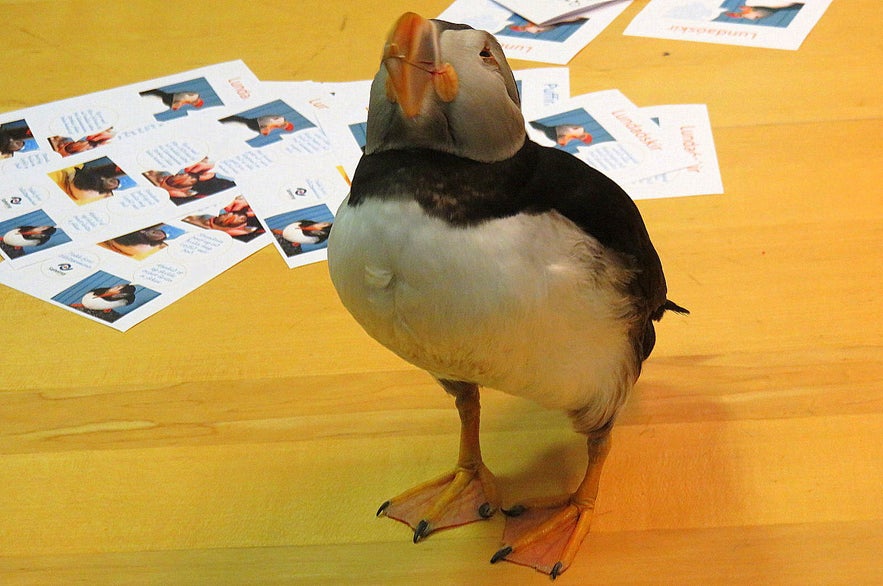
437;26;520;110
366;21;526;164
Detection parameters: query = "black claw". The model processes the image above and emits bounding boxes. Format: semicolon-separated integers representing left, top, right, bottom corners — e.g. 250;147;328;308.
413;519;430;543
490;546;513;564
376;501;390;517
478;502;494;518
501;504;526;517
550;561;563;580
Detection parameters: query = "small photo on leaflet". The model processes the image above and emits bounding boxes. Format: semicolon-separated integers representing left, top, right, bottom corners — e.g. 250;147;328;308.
143;157;236;206
53;270;160;324
48;127;115;158
98;223;187;261
266;203;333;257
47;156;136;206
0;209;71;260
530;109;615;153
139;77;225;121
219;100;314;147
710;0;805;28
181;195;266;243
0;119;38;159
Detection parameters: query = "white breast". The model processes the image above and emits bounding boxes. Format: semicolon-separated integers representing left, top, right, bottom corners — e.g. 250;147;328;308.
281;224;319;244
328;197;640;425
3;229;37;248
81;292;127;311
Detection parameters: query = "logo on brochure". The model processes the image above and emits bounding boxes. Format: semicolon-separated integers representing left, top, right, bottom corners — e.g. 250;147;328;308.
43;262;75;277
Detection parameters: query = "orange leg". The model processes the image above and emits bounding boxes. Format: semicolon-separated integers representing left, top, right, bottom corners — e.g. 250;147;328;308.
377;381;500;542
491;433;611;579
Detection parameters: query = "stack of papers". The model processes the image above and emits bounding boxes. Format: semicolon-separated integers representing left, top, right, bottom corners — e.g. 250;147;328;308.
0;52;720;331
0;61;346;331
444;0;832;56
440;0;633;64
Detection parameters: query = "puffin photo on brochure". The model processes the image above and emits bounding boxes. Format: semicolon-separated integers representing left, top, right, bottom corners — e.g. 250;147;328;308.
327;12;688;580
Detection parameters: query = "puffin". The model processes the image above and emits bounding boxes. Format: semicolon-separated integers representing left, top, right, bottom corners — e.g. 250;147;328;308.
139;88;204;111
326;12;687;579
221;114;294;136
2;225;56;249
280;220;332;246
74;284;137;312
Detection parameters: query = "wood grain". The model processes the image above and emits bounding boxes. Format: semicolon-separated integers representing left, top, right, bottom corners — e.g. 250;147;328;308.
1;0;880;583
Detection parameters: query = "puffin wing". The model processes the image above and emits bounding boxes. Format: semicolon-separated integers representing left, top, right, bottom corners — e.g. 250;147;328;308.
528;143;669;316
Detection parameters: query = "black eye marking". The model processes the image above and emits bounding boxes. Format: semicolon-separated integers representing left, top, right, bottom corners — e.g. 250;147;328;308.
480;46;498;67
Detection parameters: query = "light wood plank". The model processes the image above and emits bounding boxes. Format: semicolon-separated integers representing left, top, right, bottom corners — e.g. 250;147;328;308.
0;521;880;584
1;414;880;555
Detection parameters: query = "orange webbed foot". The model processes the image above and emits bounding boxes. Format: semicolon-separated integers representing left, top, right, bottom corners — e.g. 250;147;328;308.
377;462;499;542
490;433;611;579
491;493;595;579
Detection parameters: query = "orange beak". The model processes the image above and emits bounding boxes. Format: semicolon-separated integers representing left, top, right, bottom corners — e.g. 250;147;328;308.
382;12;458;118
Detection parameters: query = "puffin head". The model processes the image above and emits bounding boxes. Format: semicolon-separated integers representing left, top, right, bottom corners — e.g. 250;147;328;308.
365;12;525;163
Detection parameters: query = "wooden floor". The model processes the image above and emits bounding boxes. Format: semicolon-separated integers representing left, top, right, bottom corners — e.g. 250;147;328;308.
2;1;880;583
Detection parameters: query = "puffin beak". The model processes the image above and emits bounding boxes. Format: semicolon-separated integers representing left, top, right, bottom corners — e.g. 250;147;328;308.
383;12;458;118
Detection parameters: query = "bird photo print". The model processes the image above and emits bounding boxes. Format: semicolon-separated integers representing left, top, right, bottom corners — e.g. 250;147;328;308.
327;12;688;580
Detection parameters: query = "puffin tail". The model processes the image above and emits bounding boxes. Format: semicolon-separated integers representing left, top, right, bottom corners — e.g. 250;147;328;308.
663;299;690;315
652;299;690;321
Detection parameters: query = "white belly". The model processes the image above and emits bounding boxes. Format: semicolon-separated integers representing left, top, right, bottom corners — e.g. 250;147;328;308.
82;292;126;311
328;197;639;421
3;230;37;247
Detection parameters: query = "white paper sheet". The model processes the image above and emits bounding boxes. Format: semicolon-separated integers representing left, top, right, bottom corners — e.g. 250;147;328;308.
0;61;263;173
623;0;832;50
526;89;695;185
628;104;724;198
238;154;349;269
0;64;354;329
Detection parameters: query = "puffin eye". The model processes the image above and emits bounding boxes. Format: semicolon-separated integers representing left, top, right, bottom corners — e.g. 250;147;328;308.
479;46;498;66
